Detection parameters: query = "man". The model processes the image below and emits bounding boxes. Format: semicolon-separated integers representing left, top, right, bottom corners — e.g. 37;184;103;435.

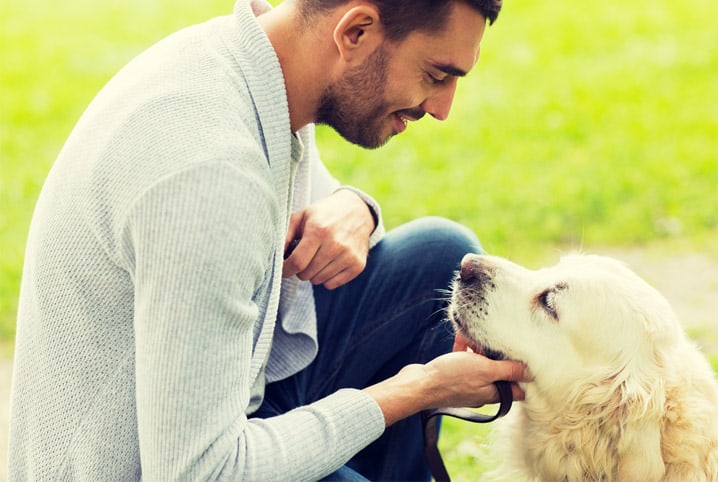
10;0;529;480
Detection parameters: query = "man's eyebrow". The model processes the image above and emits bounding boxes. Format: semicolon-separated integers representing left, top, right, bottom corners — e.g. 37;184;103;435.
433;63;468;78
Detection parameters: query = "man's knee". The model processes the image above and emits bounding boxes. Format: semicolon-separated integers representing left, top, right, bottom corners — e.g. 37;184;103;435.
415;216;481;250
370;217;482;286
391;216;481;261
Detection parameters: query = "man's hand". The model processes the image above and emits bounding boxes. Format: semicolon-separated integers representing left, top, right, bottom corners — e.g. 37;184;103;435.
423;351;528;407
452;331;528;402
282;189;375;290
363;352;530;427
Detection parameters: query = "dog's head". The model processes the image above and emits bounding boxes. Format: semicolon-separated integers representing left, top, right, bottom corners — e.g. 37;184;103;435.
450;253;718;481
449;253;683;396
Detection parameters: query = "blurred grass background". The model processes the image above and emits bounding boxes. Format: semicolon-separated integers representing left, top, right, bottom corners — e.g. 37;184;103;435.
1;0;716;479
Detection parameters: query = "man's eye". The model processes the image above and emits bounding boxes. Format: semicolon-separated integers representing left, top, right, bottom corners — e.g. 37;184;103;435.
426;72;446;85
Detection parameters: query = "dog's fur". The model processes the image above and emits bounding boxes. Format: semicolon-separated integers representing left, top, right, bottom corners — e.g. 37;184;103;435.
449;253;718;481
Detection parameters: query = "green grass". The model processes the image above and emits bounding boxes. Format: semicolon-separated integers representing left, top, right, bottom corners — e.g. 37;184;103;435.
316;0;718;255
1;0;717;477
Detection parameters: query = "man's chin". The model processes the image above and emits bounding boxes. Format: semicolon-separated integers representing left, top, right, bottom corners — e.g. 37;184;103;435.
326;124;392;150
361;135;393;150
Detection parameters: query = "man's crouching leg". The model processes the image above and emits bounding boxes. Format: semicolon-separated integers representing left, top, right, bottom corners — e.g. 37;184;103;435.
313;217;482;481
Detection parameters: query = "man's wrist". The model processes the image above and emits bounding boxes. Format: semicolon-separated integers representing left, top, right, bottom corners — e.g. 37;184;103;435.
362;364;436;427
334;186;380;231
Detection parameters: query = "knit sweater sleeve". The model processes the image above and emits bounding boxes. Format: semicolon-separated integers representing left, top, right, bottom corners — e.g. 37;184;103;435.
120;159;384;481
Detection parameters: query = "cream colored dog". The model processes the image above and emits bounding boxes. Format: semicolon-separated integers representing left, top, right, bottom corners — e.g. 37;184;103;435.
449;253;718;481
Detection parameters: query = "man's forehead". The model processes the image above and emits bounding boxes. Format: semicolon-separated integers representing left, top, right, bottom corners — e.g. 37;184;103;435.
416;34;483;76
410;3;486;73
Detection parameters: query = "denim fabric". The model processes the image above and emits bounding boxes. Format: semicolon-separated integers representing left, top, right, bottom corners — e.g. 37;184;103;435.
257;217;482;481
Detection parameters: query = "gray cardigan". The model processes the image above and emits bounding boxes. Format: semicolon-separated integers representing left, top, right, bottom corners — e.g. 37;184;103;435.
9;1;386;479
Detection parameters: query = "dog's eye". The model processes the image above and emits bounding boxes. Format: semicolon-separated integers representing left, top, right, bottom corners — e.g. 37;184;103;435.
538;284;566;321
538;290;558;319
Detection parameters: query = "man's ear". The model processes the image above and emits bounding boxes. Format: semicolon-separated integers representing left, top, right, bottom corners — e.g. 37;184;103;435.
332;5;384;64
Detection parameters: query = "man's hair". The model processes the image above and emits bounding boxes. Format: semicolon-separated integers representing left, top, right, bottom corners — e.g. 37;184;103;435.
297;0;502;41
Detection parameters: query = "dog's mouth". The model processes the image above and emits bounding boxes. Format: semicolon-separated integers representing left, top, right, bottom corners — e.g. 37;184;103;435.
470;339;507;361
482;346;507;361
452;326;508;361
449;265;508;362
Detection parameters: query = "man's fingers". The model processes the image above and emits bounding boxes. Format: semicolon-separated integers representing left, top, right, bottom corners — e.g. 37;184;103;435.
284;238;301;259
510;382;526;402
284;213;303;248
452;333;470;352
302;251;364;289
302;256;342;286
492;359;533;384
282;238;320;278
293;242;332;282
317;267;354;290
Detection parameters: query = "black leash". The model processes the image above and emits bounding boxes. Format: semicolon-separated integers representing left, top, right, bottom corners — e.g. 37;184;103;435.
421;381;513;482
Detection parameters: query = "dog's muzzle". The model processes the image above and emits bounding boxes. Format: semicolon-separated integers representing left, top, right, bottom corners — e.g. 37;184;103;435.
458;254;495;286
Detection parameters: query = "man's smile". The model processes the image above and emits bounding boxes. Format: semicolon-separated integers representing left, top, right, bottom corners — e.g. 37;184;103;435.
392;108;426;134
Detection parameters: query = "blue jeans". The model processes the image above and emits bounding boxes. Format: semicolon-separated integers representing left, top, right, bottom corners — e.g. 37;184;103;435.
257;217;481;481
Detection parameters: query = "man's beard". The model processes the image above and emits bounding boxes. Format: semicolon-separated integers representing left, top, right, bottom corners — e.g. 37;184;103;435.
316;45;393;149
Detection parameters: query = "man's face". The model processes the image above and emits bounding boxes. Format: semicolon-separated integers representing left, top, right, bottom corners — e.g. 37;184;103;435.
317;1;487;149
316;43;395;149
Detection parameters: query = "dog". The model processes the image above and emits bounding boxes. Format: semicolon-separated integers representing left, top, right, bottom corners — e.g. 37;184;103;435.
448;253;718;481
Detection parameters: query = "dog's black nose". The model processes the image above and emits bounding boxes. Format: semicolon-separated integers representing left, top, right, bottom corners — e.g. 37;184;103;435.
459;254;486;281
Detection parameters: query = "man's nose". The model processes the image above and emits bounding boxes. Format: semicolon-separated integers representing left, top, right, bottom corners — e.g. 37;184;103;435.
421;79;458;121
